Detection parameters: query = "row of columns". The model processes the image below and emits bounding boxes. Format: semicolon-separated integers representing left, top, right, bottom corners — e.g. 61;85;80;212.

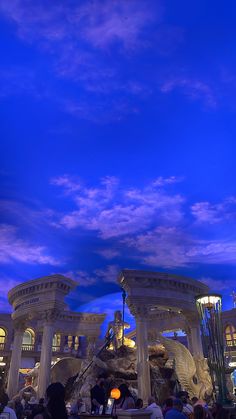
6;316;54;399
7;313;98;399
132;307;204;405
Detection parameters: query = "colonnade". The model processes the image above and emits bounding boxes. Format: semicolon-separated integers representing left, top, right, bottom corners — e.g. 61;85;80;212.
6;311;99;399
130;305;204;405
7;321;25;398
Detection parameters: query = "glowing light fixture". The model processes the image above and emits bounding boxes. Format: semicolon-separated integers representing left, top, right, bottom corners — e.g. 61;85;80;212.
110;388;121;400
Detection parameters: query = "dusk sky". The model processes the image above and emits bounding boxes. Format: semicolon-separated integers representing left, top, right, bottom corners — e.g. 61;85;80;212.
0;0;236;318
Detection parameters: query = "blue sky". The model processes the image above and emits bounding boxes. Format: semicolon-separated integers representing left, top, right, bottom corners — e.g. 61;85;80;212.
0;0;236;318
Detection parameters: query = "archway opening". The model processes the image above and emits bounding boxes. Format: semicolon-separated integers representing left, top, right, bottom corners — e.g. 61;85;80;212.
22;328;35;351
225;324;236;347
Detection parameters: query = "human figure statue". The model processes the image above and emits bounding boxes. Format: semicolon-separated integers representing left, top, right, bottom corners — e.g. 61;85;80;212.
105;310;135;350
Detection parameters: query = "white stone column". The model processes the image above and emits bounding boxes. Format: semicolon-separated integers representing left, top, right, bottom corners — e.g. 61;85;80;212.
135;314;151;405
189;325;203;357
7;321;25;398
185;316;204;358
37;312;55;398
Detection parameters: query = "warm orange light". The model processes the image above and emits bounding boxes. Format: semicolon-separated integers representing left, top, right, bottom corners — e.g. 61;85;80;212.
110;388;121;400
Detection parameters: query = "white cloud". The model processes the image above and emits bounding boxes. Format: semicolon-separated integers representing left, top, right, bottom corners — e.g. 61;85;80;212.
94;265;119;283
0;224;61;265
0;276;25;313
191;197;236;224
124;226;236;268
51;175;236;268
63;270;97;287
52;175;185;239
200;277;236;292
62;265;119;287
160;77;217;108
152;176;183;187
96;249;120;259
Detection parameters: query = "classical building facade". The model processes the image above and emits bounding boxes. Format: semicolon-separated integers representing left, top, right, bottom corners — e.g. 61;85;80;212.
0;270;235;401
118;270;236;403
0;274;105;398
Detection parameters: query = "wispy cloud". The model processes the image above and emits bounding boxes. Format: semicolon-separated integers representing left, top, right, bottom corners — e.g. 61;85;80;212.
0;275;28;312
51;175;184;238
200;277;236;292
51;175;236;269
63;270;97;287
160;77;217;108
0;224;61;265
152;176;183;187
62;265;119;287
0;0;192;122
94;265;119;283
0;0;157;51
123;226;190;268
96;249;120;259
191;197;236;224
124;227;236;268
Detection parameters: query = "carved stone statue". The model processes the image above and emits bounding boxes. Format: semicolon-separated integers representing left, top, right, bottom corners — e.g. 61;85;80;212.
158;334;213;400
105;310;135;350
148;344;180;403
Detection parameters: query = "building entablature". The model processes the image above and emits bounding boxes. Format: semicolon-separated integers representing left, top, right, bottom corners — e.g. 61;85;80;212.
222;308;236;325
8;275;78;321
119;269;209;296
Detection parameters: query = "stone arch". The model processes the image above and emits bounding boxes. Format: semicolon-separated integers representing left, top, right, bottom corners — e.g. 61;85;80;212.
0;327;7;347
22;328;35;349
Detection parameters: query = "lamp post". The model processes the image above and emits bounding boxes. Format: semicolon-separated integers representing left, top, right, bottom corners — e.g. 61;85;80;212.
121;288;126;346
195;294;228;404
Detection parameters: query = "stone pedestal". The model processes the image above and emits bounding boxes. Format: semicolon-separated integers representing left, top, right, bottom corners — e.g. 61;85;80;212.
7;323;24;398
136;317;151;405
37;321;54;398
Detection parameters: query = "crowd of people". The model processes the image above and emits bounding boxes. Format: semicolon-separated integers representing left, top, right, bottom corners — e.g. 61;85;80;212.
0;382;68;419
88;378;233;419
0;380;233;419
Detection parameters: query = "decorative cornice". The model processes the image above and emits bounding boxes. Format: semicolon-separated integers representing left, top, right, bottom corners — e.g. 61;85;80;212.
41;309;61;323
119;269;209;295
8;274;77;305
58;311;106;323
13;319;27;332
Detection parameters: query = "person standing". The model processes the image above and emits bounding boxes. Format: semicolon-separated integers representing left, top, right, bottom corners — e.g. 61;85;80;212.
0;388;17;419
116;384;135;410
90;377;106;414
165;399;186;419
33;382;68;419
146;396;163;419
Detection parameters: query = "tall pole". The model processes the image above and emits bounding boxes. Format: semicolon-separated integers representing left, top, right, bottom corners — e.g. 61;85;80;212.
122;288;126;346
196;294;229;405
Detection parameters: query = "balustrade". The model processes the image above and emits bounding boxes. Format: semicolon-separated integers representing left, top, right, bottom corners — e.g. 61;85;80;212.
22;344;35;351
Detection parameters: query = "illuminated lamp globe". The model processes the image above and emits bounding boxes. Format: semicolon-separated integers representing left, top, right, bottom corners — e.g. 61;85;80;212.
110;388;121;400
196;294;221;310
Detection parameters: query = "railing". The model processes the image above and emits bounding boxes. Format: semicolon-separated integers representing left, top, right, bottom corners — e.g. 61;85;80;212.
52;346;60;352
0;343;5;351
22;344;35;351
226;340;236;347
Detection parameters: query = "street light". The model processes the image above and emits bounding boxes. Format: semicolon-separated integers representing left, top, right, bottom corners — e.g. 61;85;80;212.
196;294;229;404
